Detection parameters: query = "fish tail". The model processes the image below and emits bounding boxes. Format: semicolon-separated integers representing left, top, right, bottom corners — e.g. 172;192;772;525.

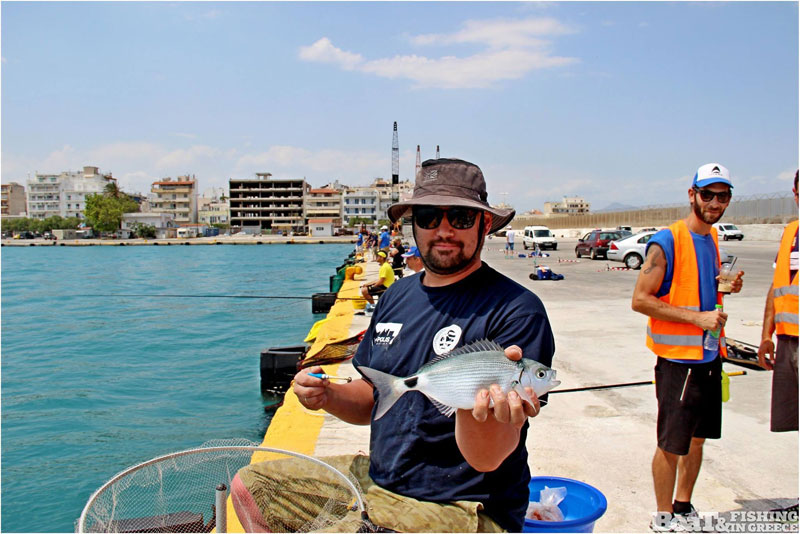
358;366;407;421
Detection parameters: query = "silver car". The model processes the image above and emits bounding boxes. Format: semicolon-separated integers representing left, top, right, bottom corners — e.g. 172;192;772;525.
607;230;735;270
606;231;657;269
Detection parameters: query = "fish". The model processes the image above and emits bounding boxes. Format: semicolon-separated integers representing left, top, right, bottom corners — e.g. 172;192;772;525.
358;339;560;420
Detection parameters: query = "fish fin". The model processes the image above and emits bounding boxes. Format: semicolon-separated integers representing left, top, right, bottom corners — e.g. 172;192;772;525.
512;380;536;410
430;398;456;418
429;338;505;363
358;366;406;421
537;379;561;396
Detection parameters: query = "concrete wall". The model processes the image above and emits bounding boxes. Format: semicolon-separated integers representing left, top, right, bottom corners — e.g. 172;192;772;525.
514;193;796;231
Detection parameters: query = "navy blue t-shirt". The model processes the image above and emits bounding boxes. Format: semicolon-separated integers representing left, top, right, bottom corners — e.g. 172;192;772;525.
646;228;720;363
352;263;556;532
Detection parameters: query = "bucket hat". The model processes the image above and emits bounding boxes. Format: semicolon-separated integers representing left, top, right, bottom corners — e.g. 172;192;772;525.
387;158;515;234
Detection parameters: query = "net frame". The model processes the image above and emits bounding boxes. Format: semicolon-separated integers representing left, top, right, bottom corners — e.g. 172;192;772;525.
76;445;367;533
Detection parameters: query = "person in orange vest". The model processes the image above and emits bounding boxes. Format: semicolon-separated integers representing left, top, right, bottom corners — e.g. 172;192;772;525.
758;170;798;439
632;163;744;532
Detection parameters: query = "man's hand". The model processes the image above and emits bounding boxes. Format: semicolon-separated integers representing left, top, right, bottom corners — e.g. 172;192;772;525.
470;345;540;426
757;338;776;370
718;270;745;293
456;344;540;471
695;308;727;332
293;366;330;410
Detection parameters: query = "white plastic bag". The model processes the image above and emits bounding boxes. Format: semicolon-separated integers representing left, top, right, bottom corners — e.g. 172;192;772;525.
525;486;567;522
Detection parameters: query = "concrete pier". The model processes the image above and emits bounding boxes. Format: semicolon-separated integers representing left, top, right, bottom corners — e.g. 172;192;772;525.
255;236;797;532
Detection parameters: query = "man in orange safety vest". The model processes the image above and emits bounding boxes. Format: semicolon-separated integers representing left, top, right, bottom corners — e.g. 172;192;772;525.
758;170;798;436
632;163;744;532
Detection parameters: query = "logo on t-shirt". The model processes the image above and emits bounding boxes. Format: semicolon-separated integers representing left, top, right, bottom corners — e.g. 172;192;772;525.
432;324;462;355
374;322;402;345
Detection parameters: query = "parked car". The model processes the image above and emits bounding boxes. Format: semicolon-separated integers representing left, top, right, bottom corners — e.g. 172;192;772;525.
607;231;657;269
719;246;735;265
713;223;744;241
575;229;623;260
522;226;558;250
14;231;35;240
42;232;56;240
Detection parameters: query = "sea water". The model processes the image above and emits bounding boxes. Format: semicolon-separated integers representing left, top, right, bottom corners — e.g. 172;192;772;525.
1;243;353;532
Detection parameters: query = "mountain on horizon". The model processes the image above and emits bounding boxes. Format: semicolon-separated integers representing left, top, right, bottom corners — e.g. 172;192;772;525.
597;202;637;213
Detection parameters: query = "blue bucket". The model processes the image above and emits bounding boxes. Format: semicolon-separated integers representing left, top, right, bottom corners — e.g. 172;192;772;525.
523;476;608;533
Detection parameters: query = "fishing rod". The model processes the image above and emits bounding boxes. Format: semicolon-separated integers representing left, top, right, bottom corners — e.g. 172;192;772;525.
83;294;366;300
550;370;747;394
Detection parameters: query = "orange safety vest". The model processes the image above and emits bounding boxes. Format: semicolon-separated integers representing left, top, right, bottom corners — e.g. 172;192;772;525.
646;220;727;360
773;220;799;337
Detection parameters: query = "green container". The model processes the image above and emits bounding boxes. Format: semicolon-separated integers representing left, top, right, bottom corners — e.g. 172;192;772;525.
330;273;345;293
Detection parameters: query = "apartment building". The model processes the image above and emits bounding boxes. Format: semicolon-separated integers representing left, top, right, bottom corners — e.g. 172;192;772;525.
543;196;591;216
198;188;230;226
304;188;342;228
26;166;115;220
1;182;26;216
150;176;198;225
229;173;308;234
342;178;412;227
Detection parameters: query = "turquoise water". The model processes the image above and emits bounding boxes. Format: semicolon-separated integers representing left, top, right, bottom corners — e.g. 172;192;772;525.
1;243;352;533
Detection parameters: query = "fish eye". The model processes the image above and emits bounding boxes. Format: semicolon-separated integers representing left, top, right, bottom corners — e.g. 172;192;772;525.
535;369;546;379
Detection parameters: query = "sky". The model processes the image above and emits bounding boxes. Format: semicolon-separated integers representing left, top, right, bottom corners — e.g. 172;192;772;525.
1;1;797;213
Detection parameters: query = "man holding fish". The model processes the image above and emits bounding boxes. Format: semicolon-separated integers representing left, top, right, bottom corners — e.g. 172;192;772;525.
632;163;745;532
233;158;557;532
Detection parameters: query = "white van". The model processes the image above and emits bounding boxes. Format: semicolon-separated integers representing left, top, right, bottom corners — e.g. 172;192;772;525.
523;226;558;250
712;223;744;241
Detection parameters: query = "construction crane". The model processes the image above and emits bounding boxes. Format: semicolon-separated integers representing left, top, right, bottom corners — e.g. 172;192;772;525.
415;145;421;179
392;122;399;203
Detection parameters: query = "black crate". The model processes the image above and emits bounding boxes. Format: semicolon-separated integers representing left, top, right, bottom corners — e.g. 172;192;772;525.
311;292;338;314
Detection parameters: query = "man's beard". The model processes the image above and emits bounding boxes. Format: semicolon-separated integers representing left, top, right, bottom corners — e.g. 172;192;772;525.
419;234;484;275
692;198;725;225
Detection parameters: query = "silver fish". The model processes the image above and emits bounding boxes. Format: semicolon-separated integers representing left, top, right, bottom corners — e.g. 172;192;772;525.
358;339;560;420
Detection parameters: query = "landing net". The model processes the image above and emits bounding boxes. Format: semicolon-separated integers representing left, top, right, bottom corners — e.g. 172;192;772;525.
76;439;368;533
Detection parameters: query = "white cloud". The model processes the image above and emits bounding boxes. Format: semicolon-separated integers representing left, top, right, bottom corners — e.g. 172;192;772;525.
155;145;225;170
362;48;577;89
299;17;578;89
236;146;313;170
777;169;797;182
411;17;573;49
235;146;387;178
298;38;364;71
41;145;80;172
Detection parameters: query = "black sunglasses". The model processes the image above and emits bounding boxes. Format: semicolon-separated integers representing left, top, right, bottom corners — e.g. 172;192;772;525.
412;206;481;230
693;187;732;204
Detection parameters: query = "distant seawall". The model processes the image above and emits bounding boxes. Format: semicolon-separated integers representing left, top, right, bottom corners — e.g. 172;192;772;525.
1;235;359;247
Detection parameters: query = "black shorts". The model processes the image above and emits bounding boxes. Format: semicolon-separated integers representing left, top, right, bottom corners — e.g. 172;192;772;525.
655;357;722;455
367;284;387;296
771;335;798;432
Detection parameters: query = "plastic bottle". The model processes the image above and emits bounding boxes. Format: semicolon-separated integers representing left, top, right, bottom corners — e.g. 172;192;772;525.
703;304;724;351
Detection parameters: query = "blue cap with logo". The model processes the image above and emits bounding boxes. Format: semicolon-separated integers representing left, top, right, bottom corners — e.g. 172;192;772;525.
401;246;421;258
693;163;734;189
